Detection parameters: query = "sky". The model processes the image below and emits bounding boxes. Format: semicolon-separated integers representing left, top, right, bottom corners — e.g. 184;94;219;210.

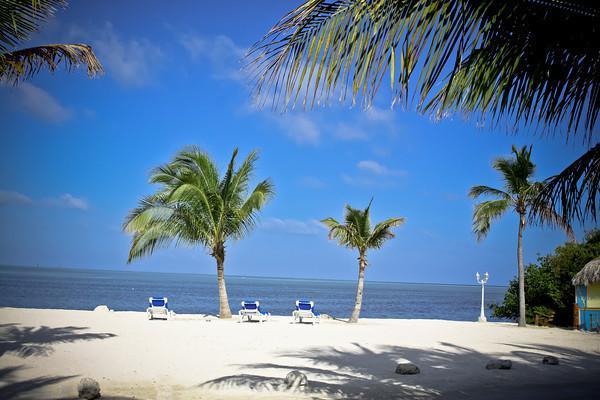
0;1;595;285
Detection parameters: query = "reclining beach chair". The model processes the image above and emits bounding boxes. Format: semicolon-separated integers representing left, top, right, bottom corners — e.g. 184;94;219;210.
147;297;170;320
238;300;270;323
293;300;320;324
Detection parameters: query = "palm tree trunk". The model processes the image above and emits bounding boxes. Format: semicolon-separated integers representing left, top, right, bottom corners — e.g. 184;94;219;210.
214;246;232;319
349;252;366;323
517;213;526;327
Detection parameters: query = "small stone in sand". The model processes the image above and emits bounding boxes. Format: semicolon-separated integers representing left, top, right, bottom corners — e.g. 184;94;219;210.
542;355;559;365
395;363;420;375
486;359;512;370
77;377;101;399
93;305;110;313
285;370;308;389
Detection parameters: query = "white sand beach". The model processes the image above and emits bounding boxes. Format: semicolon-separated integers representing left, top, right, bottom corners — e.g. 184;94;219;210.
1;307;599;399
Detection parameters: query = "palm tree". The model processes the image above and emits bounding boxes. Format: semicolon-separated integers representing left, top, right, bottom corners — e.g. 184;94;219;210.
247;0;599;225
123;147;274;318
470;145;574;327
322;201;405;323
1;0;103;83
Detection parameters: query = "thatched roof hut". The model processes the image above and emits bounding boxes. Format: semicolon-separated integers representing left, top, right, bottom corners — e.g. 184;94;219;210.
572;257;600;286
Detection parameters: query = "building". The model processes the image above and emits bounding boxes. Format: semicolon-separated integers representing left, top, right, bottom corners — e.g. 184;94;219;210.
572;257;600;331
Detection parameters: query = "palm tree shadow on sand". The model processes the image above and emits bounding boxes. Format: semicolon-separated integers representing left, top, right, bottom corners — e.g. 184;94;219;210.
0;323;116;358
0;324;118;399
199;341;600;399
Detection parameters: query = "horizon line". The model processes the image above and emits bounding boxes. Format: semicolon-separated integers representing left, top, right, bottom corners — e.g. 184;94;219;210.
0;263;508;288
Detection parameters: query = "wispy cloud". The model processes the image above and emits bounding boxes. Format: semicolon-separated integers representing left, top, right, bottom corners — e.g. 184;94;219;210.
274;114;321;145
0;191;33;206
0;190;89;211
45;193;89;210
357;160;407;176
14;83;72;123
342;160;407;187
92;22;162;87
179;33;245;81
299;176;326;189
261;218;326;235
334;123;368;141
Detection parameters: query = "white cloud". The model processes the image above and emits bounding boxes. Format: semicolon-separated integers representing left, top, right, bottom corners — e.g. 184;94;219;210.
261;218;327;235
357;160;406;176
15;83;71;123
299;176;326;189
92;22;162;87
365;106;395;124
54;193;89;210
274;114;320;145
0;190;89;211
334;123;368;141
0;191;33;205
179;33;245;81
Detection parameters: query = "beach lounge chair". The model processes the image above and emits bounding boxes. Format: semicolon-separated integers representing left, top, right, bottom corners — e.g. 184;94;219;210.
293;300;320;324
147;297;170;320
238;300;270;323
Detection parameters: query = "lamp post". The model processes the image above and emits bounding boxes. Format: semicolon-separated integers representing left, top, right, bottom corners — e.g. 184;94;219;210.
476;272;489;322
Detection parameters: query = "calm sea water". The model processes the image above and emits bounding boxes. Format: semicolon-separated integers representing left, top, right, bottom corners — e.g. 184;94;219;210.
0;266;507;321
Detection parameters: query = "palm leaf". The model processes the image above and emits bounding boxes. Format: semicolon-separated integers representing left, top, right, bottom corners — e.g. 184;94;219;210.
0;43;103;83
531;143;600;223
472;198;510;241
0;0;66;53
247;0;599;141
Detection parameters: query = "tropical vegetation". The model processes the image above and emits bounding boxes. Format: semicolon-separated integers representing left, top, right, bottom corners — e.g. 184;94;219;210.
493;230;600;326
322;201;404;323
247;0;599;227
123;147;274;318
0;0;102;83
470;145;573;327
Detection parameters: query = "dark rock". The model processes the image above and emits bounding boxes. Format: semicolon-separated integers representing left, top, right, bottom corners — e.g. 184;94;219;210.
543;355;559;365
486;359;512;370
284;370;308;389
78;377;101;399
395;363;420;375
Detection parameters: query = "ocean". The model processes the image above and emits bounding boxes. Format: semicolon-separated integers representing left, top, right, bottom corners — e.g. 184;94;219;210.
0;265;508;321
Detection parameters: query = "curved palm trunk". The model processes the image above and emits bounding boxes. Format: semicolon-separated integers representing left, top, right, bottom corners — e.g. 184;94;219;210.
214;246;232;319
517;213;526;327
349;252;367;323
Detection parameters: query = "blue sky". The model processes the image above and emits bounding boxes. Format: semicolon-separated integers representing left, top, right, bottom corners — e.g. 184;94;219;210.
0;1;593;285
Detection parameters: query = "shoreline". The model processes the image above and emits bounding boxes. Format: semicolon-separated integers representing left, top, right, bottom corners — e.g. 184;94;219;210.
1;307;599;399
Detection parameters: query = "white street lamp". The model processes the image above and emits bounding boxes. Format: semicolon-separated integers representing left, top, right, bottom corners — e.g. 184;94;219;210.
476;272;489;322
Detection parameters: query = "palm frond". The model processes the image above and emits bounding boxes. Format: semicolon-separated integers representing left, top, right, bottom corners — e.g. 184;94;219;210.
0;43;103;83
0;0;66;53
247;0;599;141
367;216;405;248
469;185;511;200
472;198;510;241
531;143;600;223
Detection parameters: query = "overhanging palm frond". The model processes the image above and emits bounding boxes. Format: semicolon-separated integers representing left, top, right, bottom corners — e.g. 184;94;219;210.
0;43;103;83
0;0;66;53
247;0;599;141
472;198;510;241
531;143;600;224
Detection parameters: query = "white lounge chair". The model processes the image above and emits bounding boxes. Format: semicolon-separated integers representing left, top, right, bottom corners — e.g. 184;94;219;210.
293;300;320;324
147;297;170;320
238;300;270;323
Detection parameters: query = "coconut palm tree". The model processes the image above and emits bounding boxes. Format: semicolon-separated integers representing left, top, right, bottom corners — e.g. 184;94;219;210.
470;145;574;327
247;0;599;225
322;201;405;323
1;0;103;83
123;147;274;319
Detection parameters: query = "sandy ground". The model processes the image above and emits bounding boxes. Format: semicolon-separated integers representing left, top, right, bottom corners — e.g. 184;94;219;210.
0;307;599;399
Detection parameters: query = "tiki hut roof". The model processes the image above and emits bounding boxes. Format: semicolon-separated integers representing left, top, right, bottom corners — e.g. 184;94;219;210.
572;257;600;286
